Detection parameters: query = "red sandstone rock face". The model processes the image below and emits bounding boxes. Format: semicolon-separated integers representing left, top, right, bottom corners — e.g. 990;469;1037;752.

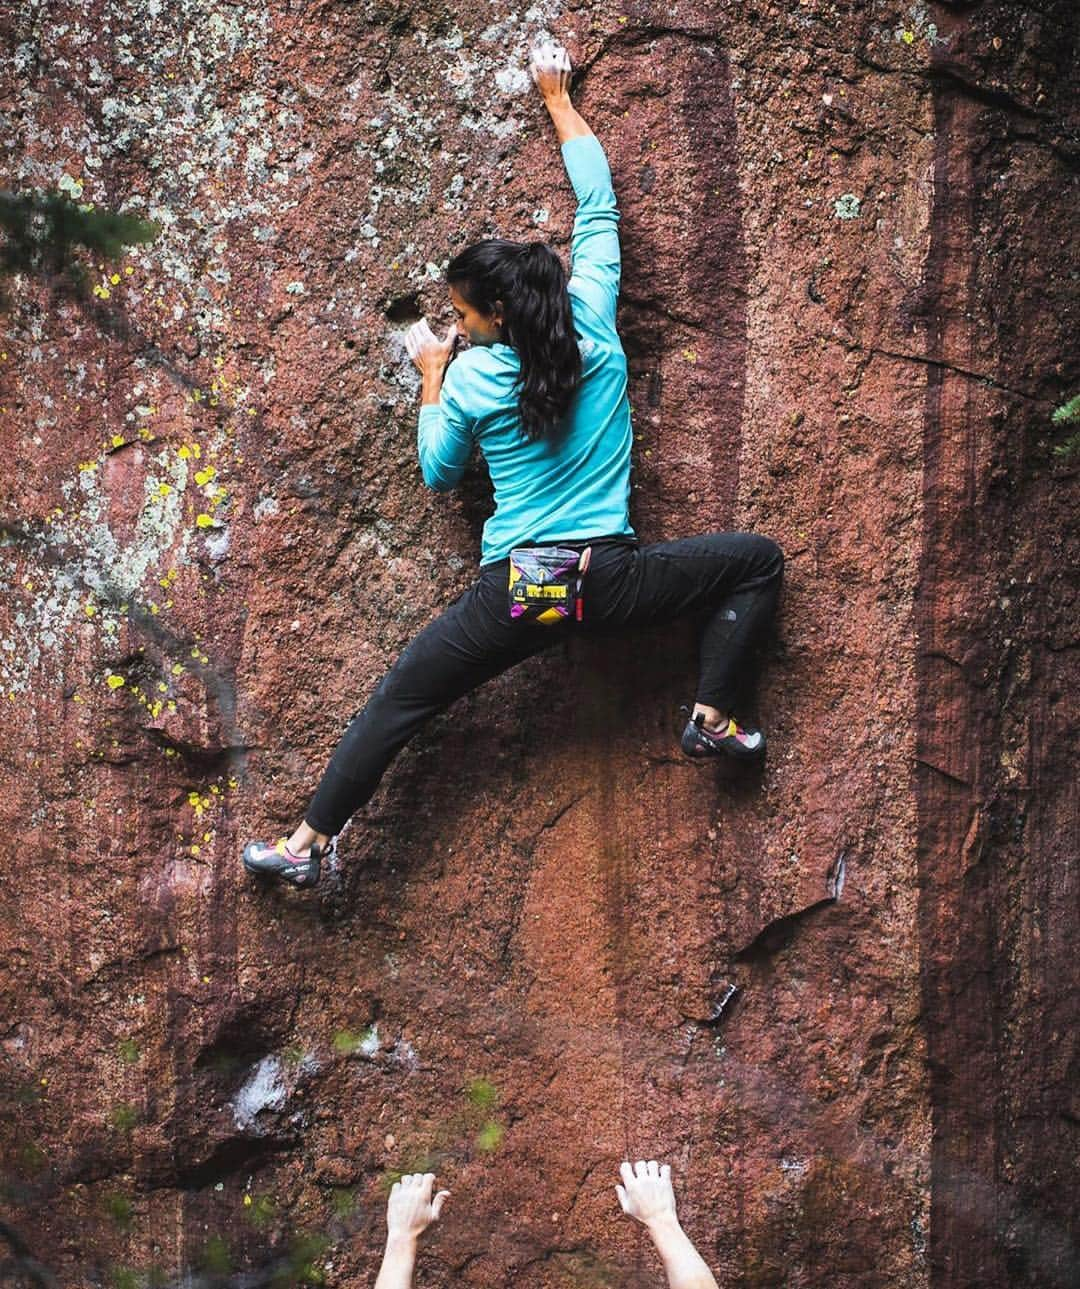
1;2;1076;1287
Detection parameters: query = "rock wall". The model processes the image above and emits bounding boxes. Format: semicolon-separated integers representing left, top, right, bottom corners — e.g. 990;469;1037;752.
1;2;1076;1286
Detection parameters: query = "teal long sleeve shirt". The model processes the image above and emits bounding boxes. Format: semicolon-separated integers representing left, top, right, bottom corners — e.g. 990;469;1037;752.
417;133;635;566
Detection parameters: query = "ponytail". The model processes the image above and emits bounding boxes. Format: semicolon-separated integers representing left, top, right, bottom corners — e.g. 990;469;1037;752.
447;239;582;442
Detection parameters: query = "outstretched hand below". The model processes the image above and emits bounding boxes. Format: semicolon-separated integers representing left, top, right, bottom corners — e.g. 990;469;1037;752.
386;1172;451;1241
616;1161;720;1289
617;1159;678;1229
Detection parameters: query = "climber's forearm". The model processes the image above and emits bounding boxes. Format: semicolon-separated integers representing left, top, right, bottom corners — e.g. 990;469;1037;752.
374;1235;417;1289
647;1216;721;1289
542;91;592;144
421;364;446;406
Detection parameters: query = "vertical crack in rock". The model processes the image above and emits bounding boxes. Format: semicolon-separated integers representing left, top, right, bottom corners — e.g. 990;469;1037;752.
916;7;1080;1284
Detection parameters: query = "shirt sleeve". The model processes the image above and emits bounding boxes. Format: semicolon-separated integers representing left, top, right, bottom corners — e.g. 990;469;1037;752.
417;367;474;491
562;134;621;331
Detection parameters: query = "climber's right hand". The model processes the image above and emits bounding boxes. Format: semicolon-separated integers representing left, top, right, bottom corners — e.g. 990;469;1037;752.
386;1172;450;1241
530;43;573;102
616;1160;679;1231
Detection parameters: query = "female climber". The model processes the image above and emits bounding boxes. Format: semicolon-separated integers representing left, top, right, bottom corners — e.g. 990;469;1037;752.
242;43;783;888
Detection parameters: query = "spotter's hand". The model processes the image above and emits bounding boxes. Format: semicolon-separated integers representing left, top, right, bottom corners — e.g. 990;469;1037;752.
529;43;573;100
405;319;458;375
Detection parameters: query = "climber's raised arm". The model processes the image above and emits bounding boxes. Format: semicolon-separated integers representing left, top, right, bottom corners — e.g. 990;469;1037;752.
374;1172;450;1289
531;44;621;333
616;1161;721;1289
530;44;591;144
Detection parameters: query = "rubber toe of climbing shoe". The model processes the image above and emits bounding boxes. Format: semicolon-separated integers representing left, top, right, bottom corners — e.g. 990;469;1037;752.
242;838;328;888
680;712;766;761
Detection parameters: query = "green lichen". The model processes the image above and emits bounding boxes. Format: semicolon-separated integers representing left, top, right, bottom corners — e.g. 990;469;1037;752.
197;1235;232;1276
464;1076;500;1110
833;193;862;220
105;1192;135;1228
332;1023;378;1056
330;1188;357;1218
475;1119;505;1152
109;1102;138;1132
117;1037;140;1064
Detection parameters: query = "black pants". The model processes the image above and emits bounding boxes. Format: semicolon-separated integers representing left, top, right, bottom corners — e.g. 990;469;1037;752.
305;532;783;835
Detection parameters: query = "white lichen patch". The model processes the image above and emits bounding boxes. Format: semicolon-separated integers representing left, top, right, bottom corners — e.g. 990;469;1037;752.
252;495;279;522
384;332;422;398
393;1038;418;1070
359;1023;381;1058
0;443;192;697
495;65;532;96
231;1055;287;1131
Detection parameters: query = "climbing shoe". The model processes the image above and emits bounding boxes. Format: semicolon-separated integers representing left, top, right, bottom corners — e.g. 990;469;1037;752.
680;711;765;761
242;838;332;888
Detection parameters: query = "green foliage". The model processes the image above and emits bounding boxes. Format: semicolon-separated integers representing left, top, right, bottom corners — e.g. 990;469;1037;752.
197;1235;232;1276
271;1233;332;1287
110;1267;141;1289
244;1192;276;1229
1051;394;1080;460
330;1187;357;1218
282;1044;306;1068
109;1103;138;1132
1051;394;1080;425
332;1025;375;1056
17;1139;47;1172
117;1038;141;1065
0;191;159;292
105;1192;135;1229
10;1079;42;1106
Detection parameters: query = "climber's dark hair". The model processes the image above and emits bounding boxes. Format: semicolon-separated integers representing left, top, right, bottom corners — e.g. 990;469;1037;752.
447;239;581;442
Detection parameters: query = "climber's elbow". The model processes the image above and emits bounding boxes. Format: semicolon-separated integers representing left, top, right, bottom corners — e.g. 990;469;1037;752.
420;456;462;492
